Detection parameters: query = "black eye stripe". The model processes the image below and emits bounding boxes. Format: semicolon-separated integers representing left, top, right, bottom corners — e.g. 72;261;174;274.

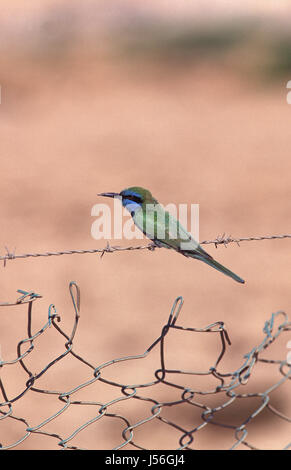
124;195;142;204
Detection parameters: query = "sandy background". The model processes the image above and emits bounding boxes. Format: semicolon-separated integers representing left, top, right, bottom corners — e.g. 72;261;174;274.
0;2;291;450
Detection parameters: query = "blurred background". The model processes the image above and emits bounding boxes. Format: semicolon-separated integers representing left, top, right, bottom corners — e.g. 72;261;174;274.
1;0;291;450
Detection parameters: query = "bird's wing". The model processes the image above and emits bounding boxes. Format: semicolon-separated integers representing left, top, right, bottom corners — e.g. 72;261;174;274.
132;203;245;284
133;204;204;254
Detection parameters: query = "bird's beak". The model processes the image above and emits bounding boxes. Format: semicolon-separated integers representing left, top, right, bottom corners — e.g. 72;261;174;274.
98;192;120;198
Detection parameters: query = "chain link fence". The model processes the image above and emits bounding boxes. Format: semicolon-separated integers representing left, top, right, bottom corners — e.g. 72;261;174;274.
0;282;290;450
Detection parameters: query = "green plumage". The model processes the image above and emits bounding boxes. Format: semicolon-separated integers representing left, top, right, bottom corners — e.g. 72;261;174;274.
100;186;245;284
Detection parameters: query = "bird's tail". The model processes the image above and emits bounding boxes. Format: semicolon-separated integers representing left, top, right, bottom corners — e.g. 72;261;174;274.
188;252;245;284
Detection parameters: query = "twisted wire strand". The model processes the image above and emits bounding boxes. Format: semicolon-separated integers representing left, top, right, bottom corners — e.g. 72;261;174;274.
1;233;291;265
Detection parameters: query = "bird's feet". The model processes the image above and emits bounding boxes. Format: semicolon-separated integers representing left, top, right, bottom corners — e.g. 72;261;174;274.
147;241;160;251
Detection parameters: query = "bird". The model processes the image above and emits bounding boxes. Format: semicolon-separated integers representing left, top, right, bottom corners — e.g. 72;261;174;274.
98;186;245;284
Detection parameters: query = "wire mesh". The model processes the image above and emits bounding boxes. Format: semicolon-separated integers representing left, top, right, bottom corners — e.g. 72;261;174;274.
0;282;290;450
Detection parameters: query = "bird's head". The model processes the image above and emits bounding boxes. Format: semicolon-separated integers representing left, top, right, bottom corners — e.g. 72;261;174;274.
98;186;157;213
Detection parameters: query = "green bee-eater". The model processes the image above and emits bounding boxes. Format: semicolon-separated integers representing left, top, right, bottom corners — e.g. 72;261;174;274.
99;186;245;284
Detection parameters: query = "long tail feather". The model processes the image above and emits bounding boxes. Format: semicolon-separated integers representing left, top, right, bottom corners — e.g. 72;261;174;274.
187;253;245;284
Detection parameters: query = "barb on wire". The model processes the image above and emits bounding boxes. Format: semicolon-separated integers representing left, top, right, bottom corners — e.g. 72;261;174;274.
0;283;290;450
1;233;291;266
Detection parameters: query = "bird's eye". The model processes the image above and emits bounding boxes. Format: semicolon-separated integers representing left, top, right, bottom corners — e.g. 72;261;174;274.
125;195;142;204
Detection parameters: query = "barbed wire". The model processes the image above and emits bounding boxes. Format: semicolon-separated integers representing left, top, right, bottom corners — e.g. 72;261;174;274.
1;233;291;266
0;282;290;450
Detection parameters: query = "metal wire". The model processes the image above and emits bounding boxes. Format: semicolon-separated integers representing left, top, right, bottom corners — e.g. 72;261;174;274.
0;283;290;450
1;233;291;265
